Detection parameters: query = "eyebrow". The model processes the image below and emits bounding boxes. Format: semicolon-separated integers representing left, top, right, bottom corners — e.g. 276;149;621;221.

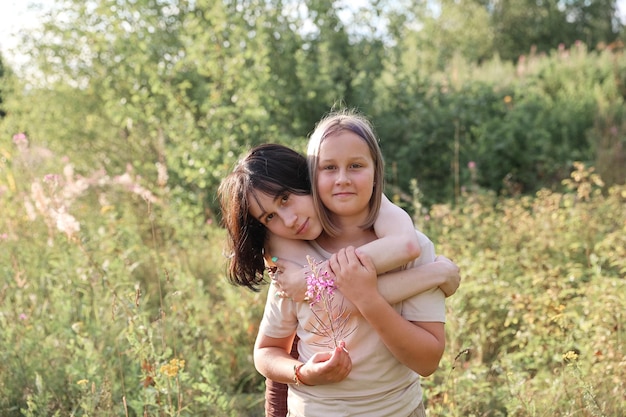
319;156;368;164
252;192;284;222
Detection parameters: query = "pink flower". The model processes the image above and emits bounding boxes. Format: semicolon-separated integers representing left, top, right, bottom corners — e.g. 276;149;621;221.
304;256;355;348
12;132;28;145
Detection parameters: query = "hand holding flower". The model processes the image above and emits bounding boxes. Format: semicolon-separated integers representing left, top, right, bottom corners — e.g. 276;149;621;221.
298;341;352;385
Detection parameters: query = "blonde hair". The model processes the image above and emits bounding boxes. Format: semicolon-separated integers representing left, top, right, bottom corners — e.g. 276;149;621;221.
307;109;385;237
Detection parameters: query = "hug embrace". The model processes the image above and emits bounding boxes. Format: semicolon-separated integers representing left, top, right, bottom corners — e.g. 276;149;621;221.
219;109;461;417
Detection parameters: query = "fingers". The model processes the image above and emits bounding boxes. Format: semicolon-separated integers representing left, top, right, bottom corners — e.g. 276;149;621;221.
329;246;357;271
434;254;450;263
352;248;374;270
311;342;352;381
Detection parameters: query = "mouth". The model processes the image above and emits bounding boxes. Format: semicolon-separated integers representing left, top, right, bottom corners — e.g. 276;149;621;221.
296;219;308;235
333;192;355;198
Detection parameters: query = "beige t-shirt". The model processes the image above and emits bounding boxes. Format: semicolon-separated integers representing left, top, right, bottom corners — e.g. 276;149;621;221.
259;230;446;417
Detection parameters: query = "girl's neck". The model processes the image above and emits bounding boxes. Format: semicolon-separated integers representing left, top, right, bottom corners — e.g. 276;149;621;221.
316;224;376;253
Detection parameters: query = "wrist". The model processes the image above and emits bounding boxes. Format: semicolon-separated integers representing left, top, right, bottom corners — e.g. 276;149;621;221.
355;292;386;315
293;362;310;386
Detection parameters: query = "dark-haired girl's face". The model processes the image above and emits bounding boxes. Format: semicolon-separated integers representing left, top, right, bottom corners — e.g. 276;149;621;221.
247;190;322;241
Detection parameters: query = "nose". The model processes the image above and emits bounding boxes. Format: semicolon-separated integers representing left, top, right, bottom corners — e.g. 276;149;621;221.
335;168;351;185
279;208;297;228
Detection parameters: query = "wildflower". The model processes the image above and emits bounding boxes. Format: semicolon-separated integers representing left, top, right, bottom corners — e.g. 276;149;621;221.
12;133;28;145
77;379;89;385
562;350;579;363
43;174;60;184
54;208;81;238
304;256;355;349
159;358;186;378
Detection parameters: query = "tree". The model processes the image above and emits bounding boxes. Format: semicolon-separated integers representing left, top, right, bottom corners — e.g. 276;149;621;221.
490;0;623;61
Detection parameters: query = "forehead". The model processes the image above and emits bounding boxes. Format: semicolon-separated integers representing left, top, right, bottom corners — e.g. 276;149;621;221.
247;190;276;219
320;130;372;158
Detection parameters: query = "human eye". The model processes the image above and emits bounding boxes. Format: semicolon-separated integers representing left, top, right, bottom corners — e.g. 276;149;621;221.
263;213;276;223
279;193;290;204
322;164;336;171
350;163;363;169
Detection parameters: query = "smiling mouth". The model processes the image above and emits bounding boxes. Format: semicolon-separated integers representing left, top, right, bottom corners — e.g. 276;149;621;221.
296;219;308;235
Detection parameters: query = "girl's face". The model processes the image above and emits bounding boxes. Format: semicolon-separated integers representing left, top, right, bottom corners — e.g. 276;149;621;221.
247;190;323;241
316;130;375;223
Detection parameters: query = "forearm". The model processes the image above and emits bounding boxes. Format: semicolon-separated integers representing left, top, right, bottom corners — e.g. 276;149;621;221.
368;195;421;273
376;261;452;304
357;236;421;274
254;336;301;384
357;295;445;376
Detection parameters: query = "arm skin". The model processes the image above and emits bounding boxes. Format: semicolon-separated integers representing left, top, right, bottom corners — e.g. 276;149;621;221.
267;195;447;301
266;194;420;275
329;246;446;376
254;285;352;386
363;194;421;274
268;236;460;304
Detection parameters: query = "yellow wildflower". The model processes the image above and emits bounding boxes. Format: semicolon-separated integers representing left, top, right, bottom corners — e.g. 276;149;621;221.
562;350;579;363
159;358;186;377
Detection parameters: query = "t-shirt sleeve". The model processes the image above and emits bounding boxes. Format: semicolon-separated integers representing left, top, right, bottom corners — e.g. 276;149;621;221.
258;283;299;338
401;230;446;323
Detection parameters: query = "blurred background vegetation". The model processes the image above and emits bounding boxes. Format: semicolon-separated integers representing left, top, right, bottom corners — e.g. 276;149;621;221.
0;0;624;415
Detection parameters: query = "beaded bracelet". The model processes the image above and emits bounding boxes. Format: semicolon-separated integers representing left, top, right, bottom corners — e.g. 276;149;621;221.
293;363;305;386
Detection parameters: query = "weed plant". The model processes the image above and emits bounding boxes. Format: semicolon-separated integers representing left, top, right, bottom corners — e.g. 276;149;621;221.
421;163;625;416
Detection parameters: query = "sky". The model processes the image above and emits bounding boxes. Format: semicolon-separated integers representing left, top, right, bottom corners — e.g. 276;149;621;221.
0;0;57;67
1;0;626;68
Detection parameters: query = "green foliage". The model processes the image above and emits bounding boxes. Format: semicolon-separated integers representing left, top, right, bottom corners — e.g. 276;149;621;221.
422;163;626;416
489;0;622;61
0;144;266;416
3;1;625;218
368;44;626;208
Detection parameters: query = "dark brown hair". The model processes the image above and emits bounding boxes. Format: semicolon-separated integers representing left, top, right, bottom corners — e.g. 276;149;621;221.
217;144;311;291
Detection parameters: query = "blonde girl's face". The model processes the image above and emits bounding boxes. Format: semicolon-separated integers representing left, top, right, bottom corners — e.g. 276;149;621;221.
247;190;323;241
315;130;375;223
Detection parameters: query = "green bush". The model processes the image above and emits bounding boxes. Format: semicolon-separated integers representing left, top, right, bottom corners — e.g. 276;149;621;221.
0;146;266;416
422;163;626;416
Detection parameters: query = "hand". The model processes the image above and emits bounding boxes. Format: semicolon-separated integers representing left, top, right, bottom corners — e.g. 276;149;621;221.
299;341;352;385
268;257;308;301
329;246;379;308
434;255;461;297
